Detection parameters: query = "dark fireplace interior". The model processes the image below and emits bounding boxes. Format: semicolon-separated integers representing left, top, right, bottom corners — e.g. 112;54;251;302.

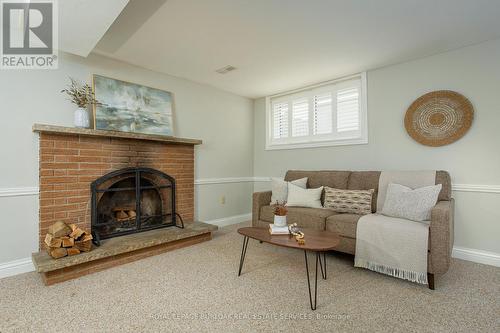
91;167;181;244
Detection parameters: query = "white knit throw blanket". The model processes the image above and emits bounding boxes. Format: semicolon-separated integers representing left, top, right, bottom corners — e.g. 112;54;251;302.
355;170;436;284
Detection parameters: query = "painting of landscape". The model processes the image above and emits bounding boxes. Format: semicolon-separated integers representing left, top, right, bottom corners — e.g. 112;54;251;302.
93;75;174;136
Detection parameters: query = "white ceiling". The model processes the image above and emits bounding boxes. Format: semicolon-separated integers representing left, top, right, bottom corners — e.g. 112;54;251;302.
93;0;500;98
60;0;129;57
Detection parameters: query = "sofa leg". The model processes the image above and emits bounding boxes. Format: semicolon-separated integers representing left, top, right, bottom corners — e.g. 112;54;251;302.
427;273;435;290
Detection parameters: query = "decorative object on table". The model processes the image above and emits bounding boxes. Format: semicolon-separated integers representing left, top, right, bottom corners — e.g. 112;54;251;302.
323;187;374;215
92;74;174;136
61;77;100;128
296;235;305;245
404;90;474;147
268;224;290;235
272;201;288;227
288;223;305;245
44;221;92;259
286;183;323;208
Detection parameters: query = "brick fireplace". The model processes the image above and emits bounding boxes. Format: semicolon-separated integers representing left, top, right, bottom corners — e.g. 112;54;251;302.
34;124;200;250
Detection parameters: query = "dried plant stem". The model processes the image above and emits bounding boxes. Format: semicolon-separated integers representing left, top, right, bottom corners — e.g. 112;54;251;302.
61;77;100;108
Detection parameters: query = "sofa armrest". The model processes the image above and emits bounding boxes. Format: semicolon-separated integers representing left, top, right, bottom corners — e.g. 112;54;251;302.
429;199;454;275
252;191;272;227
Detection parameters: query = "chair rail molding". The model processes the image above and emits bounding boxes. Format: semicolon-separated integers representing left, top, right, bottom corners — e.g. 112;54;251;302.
0;187;39;197
246;178;500;194
194;177;272;185
451;184;500;194
194;177;257;185
0;181;499;197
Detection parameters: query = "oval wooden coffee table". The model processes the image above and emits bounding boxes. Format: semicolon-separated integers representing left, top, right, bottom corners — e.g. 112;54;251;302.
237;227;340;310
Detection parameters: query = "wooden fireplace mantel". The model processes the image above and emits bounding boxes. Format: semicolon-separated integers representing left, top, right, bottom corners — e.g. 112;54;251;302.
33;124;202;146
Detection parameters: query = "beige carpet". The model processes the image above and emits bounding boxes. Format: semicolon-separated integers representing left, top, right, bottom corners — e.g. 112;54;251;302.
0;222;499;333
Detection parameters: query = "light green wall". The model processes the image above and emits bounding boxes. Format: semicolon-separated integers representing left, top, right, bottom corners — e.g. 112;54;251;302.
253;38;500;253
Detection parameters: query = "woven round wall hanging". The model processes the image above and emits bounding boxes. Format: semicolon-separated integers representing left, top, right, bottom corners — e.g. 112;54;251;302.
404;90;474;147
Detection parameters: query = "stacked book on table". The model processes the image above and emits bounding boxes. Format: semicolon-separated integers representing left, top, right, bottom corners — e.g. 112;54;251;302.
269;224;290;235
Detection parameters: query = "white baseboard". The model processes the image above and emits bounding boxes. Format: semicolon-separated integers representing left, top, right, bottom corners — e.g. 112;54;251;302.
0;243;498;280
0;257;34;279
452;246;500;267
205;213;252;227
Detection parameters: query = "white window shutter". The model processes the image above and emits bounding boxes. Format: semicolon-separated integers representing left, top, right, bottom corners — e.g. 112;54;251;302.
313;92;333;135
292;98;309;137
272;102;288;139
267;73;367;149
336;87;360;132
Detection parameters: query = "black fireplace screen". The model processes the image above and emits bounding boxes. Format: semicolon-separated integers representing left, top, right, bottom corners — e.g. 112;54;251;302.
91;167;182;244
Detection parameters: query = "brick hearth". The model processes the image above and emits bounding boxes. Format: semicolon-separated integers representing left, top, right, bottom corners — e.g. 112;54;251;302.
35;126;200;250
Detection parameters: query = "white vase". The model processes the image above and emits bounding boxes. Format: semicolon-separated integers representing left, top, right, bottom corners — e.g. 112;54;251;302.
74;107;90;128
273;215;287;227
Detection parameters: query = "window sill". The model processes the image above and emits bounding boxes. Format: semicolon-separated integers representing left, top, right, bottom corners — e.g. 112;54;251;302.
265;137;368;150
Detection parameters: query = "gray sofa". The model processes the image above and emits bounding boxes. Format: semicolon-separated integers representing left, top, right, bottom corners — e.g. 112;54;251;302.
252;170;454;289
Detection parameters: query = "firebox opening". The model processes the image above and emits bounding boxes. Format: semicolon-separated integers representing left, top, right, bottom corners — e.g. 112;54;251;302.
91;167;180;244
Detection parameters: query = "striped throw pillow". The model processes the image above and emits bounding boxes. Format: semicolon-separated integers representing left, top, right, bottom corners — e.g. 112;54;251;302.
323;187;374;215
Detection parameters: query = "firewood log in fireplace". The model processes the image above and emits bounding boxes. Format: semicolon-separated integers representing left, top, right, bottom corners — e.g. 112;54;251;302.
115;210;129;221
112;207;137;222
44;221;93;259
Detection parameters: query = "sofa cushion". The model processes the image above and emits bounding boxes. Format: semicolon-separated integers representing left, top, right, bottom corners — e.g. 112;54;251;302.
271;177;307;204
285;170;351;190
348;171;381;212
260;205;335;230
325;213;362;238
286;183;323;208
381;183;442;221
324;187;374;215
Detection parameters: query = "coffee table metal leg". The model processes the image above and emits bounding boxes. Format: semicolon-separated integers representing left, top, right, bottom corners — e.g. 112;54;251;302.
304;250;319;310
318;252;327;280
238;236;249;276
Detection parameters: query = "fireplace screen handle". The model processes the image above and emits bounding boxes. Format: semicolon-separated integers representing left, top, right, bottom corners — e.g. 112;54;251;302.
175;213;185;229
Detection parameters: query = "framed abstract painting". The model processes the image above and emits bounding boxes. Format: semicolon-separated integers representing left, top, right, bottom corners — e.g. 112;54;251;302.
92;74;174;136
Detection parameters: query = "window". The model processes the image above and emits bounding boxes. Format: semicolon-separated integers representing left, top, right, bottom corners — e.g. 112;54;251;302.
272;102;288;139
266;73;367;150
292;98;309;137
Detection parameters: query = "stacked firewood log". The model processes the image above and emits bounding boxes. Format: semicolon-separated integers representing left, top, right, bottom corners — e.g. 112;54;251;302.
44;221;93;259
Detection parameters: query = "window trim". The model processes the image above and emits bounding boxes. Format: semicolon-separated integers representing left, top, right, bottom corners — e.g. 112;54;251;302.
265;72;368;150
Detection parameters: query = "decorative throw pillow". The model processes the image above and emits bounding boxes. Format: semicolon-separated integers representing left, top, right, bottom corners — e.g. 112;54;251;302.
381;183;442;221
271;177;307;204
323;187;374;215
286;183;323;208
